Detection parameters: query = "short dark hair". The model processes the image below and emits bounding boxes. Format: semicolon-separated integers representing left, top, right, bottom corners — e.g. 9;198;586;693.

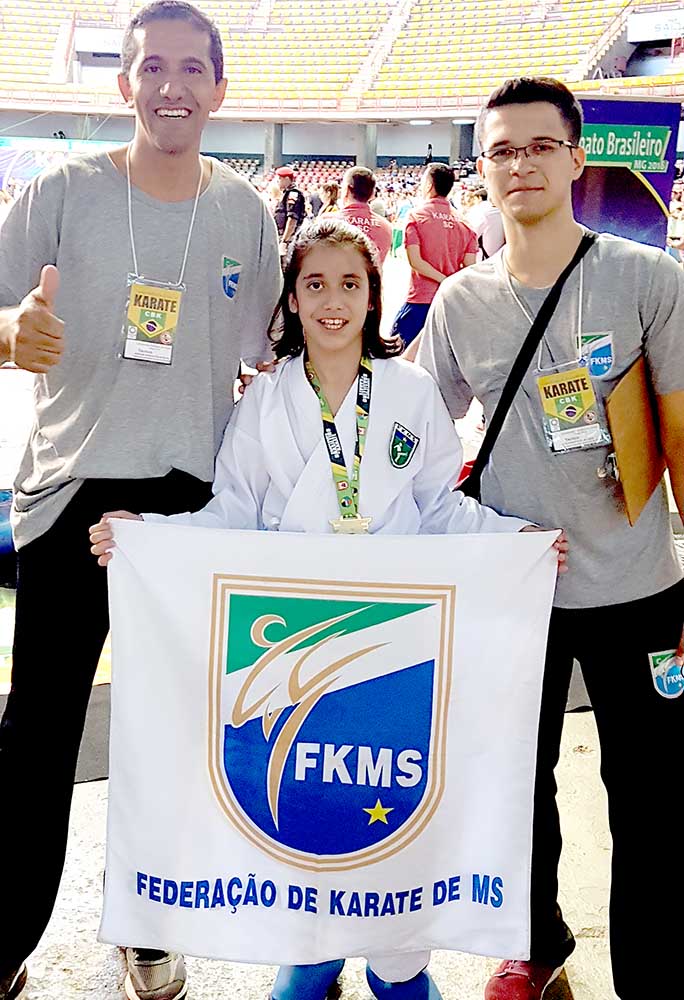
425;162;455;198
270;219;402;360
477;77;583;148
121;1;223;84
344;167;377;203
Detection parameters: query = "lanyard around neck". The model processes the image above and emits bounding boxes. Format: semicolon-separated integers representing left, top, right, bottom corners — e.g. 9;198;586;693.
305;355;372;521
126;146;203;285
504;255;585;372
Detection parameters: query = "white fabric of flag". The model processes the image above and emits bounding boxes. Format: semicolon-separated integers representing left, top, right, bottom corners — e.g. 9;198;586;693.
100;522;558;965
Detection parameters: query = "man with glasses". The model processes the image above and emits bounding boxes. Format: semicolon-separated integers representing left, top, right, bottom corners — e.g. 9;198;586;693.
417;77;684;1000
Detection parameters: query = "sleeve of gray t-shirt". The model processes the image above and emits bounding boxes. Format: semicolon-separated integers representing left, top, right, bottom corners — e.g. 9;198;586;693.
415;286;474;419
641;249;684;396
0;169;63;306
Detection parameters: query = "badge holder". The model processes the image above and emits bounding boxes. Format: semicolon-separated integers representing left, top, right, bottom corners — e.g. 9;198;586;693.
121;275;185;365
120;147;201;366
536;357;612;454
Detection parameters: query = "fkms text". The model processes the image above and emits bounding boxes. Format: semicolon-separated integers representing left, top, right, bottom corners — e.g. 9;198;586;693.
542;376;590;399
295;742;423;787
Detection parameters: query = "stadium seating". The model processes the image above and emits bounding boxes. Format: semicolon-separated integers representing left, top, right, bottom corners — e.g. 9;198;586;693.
262;159;354;192
260;160;425;198
0;0;683;112
221;156;262;181
364;0;641;103
0;0;387;103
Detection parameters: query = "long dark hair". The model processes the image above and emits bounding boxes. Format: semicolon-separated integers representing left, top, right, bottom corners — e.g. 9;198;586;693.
270;218;402;360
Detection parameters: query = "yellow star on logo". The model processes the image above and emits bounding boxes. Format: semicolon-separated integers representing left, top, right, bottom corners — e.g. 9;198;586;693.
363;799;394;825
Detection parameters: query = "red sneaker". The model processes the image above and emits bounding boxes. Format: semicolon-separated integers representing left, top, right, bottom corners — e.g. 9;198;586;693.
484;960;563;1000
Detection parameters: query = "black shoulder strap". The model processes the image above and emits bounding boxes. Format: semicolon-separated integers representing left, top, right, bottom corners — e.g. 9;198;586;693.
462;231;599;497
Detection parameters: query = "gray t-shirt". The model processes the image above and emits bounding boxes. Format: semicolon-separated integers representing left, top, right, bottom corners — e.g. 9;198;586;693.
0;152;281;548
417;232;684;609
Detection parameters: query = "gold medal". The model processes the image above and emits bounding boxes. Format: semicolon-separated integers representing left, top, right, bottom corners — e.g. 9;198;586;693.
330;515;373;534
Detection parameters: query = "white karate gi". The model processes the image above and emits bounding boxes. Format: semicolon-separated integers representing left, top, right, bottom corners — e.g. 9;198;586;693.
142;356;529;983
144;356;528;536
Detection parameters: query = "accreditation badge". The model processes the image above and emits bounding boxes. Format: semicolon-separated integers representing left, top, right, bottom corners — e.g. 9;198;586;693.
122;275;184;365
536;362;612;453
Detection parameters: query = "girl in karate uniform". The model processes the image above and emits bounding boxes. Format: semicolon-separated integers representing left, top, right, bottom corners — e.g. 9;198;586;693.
90;218;567;1000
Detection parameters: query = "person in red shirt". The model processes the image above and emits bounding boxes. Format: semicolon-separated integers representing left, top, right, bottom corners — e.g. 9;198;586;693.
334;166;393;264
393;162;477;347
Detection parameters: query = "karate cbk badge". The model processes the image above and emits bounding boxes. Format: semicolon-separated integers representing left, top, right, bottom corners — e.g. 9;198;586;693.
208;576;455;871
389;423;420;469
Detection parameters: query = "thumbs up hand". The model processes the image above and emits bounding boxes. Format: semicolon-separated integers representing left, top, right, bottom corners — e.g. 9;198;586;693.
10;265;65;373
37;264;60;308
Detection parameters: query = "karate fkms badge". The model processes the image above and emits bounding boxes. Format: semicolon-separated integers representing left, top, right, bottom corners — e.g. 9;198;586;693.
581;332;614;379
648;649;684;699
222;256;242;299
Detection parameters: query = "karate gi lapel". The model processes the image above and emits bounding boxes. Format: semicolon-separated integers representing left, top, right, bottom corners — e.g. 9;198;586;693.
275;357;353;532
260;358;408;533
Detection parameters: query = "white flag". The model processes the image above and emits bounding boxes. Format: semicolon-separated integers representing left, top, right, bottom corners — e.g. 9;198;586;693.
100;523;557;965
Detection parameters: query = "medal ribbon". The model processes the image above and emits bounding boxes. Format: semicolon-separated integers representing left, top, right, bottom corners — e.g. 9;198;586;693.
305;355;372;520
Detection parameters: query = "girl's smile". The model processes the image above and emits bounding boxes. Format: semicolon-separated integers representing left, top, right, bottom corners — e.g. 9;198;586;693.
288;242;371;359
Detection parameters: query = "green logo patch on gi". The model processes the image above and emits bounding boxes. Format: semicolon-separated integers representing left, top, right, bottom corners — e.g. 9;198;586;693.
389;422;420;469
208;575;455;871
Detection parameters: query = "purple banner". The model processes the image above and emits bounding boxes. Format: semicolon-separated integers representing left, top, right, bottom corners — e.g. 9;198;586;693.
574;97;681;248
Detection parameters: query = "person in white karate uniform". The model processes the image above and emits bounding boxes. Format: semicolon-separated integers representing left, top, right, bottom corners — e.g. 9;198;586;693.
91;218;568;1000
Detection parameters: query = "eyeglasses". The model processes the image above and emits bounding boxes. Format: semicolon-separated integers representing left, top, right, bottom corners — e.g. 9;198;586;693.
480;139;577;167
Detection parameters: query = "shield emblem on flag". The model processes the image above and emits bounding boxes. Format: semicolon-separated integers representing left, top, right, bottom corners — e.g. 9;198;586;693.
208;575;455;871
389;422;420;469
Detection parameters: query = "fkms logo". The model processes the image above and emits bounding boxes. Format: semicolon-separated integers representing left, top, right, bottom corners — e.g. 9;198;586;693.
581;332;614;379
222;256;242;299
208;575;455;871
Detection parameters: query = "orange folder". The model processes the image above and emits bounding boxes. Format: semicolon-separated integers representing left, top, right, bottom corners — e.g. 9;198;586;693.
605;355;666;526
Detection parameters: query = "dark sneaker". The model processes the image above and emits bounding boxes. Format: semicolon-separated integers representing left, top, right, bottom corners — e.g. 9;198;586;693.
485;960;563;1000
0;964;27;1000
124;950;187;1000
